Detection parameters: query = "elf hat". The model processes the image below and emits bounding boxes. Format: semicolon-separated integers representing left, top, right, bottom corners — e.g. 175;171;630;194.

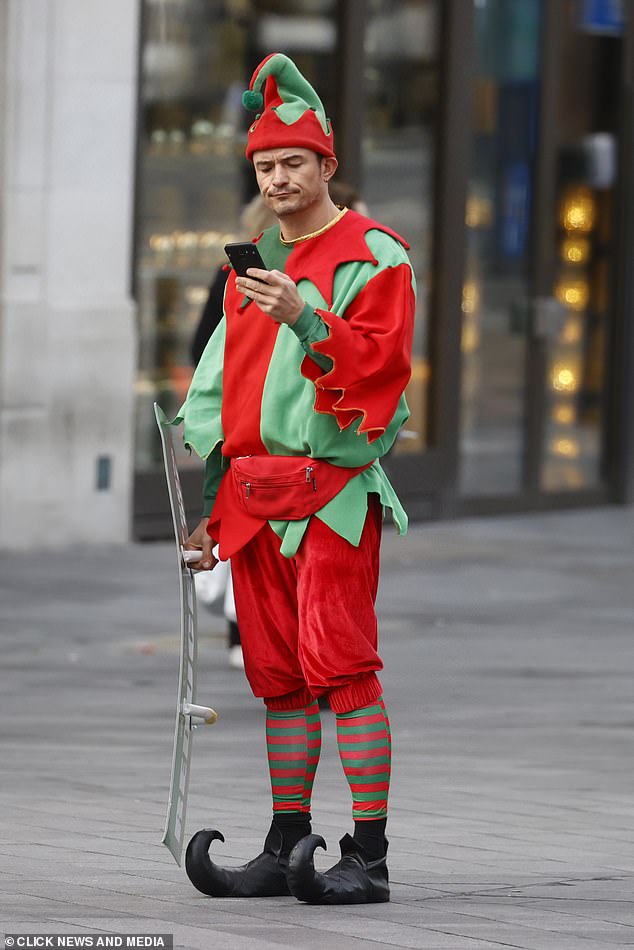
242;53;336;161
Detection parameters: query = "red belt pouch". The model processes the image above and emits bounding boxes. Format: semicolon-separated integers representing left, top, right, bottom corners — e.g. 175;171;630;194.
231;455;372;521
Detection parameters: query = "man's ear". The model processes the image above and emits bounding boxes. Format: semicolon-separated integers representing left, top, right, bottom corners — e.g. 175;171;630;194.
321;156;338;182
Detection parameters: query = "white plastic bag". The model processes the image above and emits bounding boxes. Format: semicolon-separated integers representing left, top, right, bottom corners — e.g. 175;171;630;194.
193;546;229;611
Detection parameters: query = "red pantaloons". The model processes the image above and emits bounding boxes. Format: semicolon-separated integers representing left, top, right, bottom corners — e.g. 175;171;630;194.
230;496;384;713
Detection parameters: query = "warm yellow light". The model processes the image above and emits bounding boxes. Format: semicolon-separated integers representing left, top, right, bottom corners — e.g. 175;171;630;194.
410;356;430;383
561;315;584;345
465;196;493;229
559;186;596;233
149;233;175;253
461;280;480;314
553;403;576;425
461;320;480;353
552;362;578;393
175;231;199;251
185;285;209;307
465;197;476;228
561;236;591;264
551;437;580;459
555;277;590;312
199;231;216;249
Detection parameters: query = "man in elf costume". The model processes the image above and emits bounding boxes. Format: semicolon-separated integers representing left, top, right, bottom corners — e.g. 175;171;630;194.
180;53;415;905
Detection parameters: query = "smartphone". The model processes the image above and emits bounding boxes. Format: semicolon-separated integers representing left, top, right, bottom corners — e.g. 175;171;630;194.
224;241;267;279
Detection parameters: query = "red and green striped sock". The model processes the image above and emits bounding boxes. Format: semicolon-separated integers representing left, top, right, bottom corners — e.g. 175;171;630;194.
336;696;391;822
266;701;321;813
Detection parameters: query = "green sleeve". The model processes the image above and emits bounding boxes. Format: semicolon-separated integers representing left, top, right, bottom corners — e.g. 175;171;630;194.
175;318;226;460
290;303;333;372
202;442;225;517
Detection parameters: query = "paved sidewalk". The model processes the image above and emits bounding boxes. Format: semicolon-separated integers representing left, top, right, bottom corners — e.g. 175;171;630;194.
1;506;634;949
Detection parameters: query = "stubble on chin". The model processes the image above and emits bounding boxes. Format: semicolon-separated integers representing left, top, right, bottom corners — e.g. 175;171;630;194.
265;193;300;217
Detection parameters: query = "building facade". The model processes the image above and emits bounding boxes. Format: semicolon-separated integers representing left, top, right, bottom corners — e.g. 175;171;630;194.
0;0;140;547
1;0;633;547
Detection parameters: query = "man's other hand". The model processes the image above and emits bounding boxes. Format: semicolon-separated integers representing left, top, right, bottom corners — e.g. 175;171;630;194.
184;517;217;571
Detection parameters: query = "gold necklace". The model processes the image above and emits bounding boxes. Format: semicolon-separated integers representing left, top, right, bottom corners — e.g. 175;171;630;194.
279;206;348;246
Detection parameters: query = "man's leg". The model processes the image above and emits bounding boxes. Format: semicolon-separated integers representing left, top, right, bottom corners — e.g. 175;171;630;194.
185;524;320;898
286;498;391;903
336;695;391;860
266;702;321;855
295;495;384;707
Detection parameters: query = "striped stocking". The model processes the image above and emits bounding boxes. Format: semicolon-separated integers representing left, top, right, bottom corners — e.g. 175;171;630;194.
266;701;322;814
336;696;391;821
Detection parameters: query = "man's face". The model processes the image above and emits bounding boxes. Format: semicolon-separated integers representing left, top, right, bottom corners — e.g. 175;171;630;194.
252;147;327;219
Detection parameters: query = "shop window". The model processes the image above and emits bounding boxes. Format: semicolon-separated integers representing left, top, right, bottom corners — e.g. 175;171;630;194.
133;0;337;480
541;0;623;491
459;0;542;495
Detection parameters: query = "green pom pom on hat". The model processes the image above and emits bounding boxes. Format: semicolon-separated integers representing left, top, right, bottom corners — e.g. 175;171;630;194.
242;89;263;111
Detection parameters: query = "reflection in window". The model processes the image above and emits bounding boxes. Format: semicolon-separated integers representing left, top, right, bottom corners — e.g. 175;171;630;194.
459;0;542;495
363;0;439;455
541;0;622;491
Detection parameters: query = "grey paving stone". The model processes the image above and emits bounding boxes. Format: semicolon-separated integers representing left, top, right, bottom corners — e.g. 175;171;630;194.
2;507;634;949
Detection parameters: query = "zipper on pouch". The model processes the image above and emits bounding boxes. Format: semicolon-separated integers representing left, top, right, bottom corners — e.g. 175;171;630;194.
240;464;318;498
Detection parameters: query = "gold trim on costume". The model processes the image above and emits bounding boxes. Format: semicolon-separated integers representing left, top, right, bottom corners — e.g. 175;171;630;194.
279;207;348;246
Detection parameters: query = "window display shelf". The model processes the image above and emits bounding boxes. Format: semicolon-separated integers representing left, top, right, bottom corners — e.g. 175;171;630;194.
138;264;225;280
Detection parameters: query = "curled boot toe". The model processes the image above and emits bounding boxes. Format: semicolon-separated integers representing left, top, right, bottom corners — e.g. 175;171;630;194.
287;833;389;904
185;825;291;897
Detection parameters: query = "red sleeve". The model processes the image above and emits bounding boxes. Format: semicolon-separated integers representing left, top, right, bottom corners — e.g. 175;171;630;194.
300;262;415;443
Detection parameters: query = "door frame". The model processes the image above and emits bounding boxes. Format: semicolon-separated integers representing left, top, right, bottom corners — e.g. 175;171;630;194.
609;0;634;504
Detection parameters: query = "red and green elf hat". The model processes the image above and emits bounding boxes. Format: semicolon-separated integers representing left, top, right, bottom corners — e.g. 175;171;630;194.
242;52;336;161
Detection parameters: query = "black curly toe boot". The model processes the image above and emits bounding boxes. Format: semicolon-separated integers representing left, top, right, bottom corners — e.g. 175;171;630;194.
286;833;390;904
185;814;311;898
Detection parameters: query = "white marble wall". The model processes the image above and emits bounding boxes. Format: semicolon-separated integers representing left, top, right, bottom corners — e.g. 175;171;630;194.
0;0;140;547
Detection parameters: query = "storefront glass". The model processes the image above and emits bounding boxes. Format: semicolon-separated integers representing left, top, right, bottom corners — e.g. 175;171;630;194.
540;2;622;491
459;0;542;495
363;0;440;455
134;0;337;477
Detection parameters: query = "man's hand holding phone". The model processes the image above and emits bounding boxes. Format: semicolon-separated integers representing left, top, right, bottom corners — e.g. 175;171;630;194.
225;241;304;326
236;267;304;326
